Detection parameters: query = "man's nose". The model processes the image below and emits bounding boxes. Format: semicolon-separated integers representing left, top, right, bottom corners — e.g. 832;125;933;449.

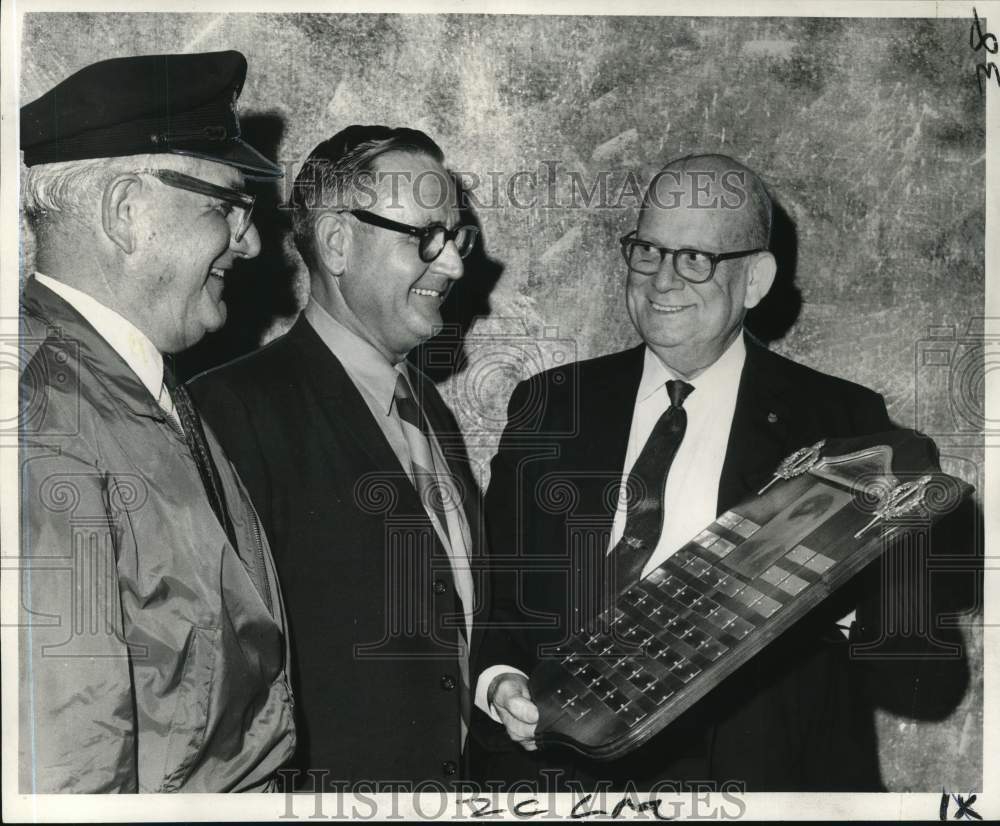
232;220;262;260
651;256;684;292
432;238;465;281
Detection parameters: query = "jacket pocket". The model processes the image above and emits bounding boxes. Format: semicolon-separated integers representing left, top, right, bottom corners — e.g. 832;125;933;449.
159;625;219;791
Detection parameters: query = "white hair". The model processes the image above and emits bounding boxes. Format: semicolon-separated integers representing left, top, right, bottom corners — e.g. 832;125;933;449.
22;153;194;231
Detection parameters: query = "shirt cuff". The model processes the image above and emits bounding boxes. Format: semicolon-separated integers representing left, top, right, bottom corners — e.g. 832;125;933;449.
475;665;528;723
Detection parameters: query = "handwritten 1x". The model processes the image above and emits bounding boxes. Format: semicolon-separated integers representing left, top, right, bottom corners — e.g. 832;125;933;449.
940;790;982;821
970;7;999;93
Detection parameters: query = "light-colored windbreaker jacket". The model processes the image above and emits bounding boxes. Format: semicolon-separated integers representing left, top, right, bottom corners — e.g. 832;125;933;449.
18;276;296;792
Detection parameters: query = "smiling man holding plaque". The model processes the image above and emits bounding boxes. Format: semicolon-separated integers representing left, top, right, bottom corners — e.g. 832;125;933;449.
474;154;969;791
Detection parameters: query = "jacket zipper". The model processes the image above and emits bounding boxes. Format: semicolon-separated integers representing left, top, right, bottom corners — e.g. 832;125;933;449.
250;511;274;615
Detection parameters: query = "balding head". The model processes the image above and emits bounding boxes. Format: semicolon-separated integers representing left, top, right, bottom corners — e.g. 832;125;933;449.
643;154;772;250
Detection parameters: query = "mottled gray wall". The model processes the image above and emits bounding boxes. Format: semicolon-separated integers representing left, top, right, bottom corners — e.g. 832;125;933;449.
20;12;984;791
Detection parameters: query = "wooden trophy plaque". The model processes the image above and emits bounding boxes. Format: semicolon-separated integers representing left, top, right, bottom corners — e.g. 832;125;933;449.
528;429;972;760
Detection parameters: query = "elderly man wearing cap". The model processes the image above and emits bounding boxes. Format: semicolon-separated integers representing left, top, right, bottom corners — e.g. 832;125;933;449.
189;126;485;788
18;51;295;792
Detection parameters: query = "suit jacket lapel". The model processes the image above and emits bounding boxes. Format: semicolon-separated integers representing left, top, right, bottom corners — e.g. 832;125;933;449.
288;317;411;479
718;335;796;513
577;344;646;533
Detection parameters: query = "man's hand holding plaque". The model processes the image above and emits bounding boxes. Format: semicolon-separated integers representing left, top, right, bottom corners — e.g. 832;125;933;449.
488;673;539;752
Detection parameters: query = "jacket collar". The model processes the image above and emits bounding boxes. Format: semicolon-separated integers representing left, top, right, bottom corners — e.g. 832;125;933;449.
572;344;646;528
21;275;170;422
33;272;166;404
302;297;399;416
286;315;409;476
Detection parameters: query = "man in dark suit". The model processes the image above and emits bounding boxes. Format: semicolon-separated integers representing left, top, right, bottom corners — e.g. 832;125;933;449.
474;154;968;791
189;126;485;788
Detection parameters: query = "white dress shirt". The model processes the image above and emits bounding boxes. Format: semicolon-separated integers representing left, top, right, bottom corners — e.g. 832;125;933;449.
32;273;180;428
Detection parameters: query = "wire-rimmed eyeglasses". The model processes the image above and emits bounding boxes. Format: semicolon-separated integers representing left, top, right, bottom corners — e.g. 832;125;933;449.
342;209;479;263
620;230;765;283
138;168;256;243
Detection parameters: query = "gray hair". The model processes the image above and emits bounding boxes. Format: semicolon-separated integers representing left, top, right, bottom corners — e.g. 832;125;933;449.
22;152;190;232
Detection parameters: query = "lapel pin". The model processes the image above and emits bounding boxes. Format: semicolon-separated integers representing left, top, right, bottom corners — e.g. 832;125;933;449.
767;412;779;423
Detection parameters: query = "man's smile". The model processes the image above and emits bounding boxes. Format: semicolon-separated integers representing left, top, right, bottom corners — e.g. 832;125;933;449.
410;286;444;298
648;298;692;314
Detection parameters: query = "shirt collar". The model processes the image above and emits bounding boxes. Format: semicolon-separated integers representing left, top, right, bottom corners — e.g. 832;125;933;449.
303;296;400;415
33;272;164;402
637;332;747;405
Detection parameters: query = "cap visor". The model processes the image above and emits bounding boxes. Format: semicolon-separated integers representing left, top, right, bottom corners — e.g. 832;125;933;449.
169;138;283;180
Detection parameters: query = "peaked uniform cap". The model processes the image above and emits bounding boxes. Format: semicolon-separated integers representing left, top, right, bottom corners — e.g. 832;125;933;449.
20;50;282;179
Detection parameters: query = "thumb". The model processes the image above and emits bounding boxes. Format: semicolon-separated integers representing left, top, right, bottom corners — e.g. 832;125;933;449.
506;694;539;724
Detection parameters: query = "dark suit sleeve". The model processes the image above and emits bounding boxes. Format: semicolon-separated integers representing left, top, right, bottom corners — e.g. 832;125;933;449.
849;386;892;435
476;378;545;682
187;373;274;543
846;387;972;720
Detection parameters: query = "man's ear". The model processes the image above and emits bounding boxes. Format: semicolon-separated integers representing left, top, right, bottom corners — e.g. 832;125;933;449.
314;211;350;275
101;174;140;254
744;251;777;310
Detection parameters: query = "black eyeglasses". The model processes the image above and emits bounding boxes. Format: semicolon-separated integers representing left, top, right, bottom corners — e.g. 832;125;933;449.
138;168;256;242
342;209;478;263
620;231;765;284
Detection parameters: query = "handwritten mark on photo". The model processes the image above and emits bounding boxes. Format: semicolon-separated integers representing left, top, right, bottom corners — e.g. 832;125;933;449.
940;790;982;820
970;7;999;92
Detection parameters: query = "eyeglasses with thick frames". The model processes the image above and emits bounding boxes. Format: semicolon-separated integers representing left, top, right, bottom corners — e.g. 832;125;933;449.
341;209;479;263
620;230;765;284
138;168;256;243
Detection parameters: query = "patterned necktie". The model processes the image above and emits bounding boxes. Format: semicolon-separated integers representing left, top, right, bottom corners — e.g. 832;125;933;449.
163;368;239;553
609;378;695;591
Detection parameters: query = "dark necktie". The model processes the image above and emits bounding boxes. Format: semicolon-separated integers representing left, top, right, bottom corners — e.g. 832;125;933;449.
164;368;239;553
608;378;695;591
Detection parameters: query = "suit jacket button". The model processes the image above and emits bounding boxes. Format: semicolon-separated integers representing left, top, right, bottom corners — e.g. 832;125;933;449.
433;579;447;595
440;674;456;690
442;760;457;776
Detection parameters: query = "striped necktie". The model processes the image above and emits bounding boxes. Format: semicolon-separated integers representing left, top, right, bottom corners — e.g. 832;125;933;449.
609;378;695;590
